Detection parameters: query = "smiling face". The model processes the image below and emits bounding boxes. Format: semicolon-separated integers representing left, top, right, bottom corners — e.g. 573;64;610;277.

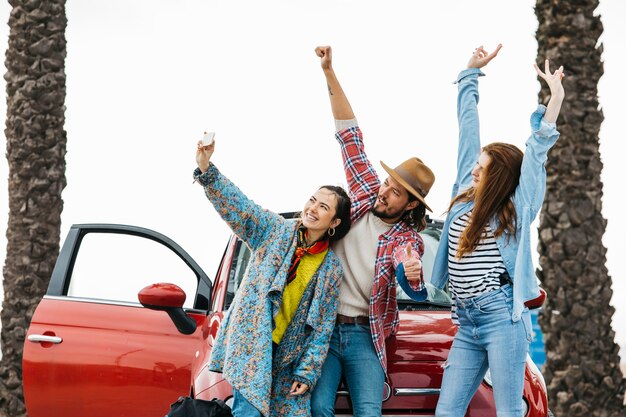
301;188;341;237
372;176;418;224
472;151;492;187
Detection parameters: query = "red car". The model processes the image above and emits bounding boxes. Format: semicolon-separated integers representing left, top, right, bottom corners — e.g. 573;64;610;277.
23;219;552;416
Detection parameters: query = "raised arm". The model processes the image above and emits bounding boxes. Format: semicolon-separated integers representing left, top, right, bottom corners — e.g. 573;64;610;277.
316;46;355;121
514;60;564;215
452;44;502;197
316;45;379;214
194;138;279;250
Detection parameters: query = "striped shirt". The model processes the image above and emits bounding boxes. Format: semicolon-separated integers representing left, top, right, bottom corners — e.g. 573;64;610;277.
448;211;506;324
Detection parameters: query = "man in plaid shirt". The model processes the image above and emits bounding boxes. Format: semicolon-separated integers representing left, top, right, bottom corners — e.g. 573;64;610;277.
311;46;437;417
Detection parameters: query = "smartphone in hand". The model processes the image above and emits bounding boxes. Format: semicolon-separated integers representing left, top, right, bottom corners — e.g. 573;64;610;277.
201;131;215;147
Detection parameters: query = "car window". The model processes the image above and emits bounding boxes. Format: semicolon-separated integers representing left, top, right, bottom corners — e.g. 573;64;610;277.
224;240;252;310
419;233;438;284
67;232;198;308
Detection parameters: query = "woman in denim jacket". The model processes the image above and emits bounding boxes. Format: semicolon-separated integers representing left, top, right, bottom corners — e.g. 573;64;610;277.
194;137;351;417
429;45;565;416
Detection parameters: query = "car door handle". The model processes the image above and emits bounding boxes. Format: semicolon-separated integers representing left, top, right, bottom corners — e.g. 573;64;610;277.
28;334;63;344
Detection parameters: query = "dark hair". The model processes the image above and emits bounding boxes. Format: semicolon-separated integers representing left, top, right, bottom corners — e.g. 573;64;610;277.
319;185;352;243
450;142;523;258
404;193;427;232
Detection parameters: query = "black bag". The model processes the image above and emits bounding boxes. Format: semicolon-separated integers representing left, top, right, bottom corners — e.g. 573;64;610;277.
166;396;233;417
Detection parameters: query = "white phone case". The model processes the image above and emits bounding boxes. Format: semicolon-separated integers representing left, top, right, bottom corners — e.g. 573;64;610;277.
201;131;215;146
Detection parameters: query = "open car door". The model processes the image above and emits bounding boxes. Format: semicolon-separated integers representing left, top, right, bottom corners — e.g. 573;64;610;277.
22;224;212;417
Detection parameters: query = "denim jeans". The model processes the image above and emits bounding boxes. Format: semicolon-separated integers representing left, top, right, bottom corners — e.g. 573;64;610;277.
232;387;261;417
311;323;385;417
435;284;532;417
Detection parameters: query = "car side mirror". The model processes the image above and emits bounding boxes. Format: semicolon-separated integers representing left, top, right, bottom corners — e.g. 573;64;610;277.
138;283;197;335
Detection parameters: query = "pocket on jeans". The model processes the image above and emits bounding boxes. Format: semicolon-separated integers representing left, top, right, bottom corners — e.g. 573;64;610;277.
477;295;510;315
521;309;533;343
357;324;371;333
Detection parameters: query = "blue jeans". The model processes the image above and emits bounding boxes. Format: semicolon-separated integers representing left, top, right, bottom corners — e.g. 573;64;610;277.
232;387;261;417
435;284;532;417
311;323;385;417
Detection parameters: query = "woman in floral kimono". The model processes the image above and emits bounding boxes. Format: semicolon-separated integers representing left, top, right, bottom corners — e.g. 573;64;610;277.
194;137;351;417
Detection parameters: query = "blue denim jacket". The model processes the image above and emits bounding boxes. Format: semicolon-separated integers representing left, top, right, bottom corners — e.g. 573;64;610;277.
428;67;560;322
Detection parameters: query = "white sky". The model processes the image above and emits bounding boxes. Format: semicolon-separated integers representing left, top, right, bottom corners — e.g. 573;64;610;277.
0;0;624;360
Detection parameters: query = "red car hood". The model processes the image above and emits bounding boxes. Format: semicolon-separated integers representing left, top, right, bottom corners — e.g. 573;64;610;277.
387;309;457;362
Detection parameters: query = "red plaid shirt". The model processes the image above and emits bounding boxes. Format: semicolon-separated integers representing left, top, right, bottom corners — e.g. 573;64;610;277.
336;126;424;376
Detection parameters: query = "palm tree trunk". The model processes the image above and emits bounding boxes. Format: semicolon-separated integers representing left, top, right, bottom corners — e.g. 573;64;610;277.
535;0;625;415
0;1;67;416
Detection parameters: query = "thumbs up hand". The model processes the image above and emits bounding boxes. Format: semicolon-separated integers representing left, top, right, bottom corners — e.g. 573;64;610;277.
403;244;422;282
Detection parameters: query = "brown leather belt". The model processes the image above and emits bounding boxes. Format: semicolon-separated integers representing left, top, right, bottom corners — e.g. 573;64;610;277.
336;314;369;325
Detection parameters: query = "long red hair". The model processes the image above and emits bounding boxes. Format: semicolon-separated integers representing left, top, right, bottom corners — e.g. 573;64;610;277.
450;142;523;258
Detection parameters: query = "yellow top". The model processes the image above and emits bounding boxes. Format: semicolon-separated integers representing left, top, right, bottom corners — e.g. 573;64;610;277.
272;249;328;344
